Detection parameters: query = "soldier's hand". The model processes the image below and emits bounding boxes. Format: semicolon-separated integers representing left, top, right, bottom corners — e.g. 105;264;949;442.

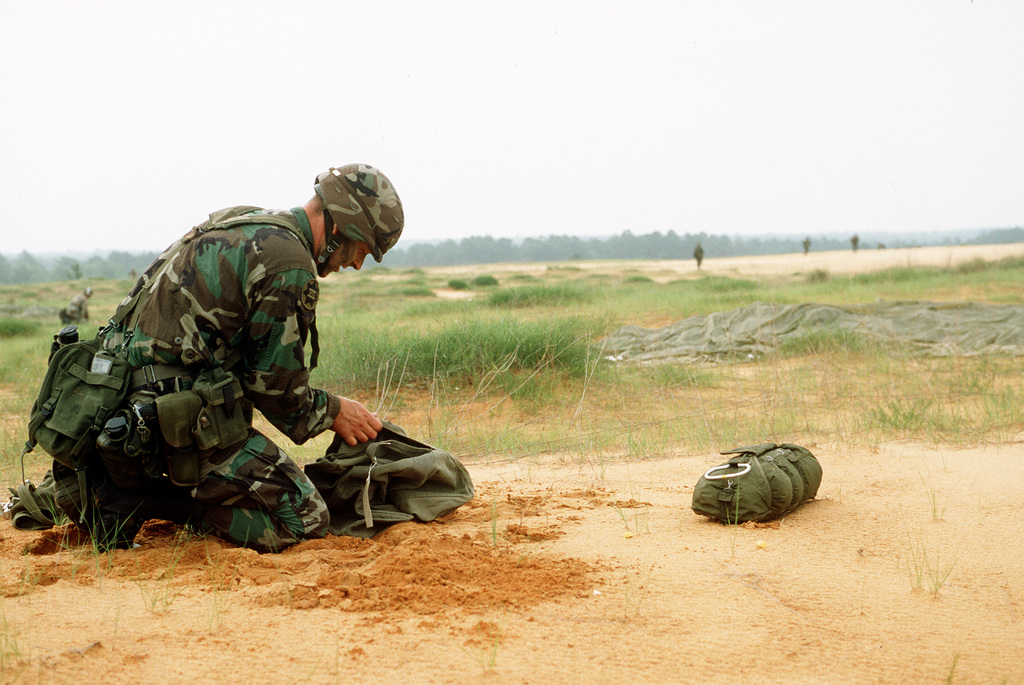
331;396;382;446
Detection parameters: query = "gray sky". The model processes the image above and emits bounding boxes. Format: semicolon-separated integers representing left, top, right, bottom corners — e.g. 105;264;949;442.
2;1;1022;256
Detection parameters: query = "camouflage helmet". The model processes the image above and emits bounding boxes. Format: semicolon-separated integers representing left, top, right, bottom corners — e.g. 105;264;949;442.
314;164;404;264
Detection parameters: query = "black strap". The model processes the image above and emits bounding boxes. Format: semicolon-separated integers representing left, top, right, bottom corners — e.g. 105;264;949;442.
309;317;320;370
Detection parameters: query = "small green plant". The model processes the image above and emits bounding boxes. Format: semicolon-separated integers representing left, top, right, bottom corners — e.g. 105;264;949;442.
621;565;652;619
944;651;960;684
0;602;23;674
612;501;650;535
134;535;189;613
447;279;469;290
490;498;499;546
460;622;502;673
906;539;961;596
920;470;951;522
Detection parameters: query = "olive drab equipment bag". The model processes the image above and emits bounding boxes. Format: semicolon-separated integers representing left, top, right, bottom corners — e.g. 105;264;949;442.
691;443;822;524
26;331;133;473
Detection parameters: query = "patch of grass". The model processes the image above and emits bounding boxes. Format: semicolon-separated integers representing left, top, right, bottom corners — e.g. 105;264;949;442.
806;269;830;284
646;364;717;389
447;279;470;291
777;328;877;356
393;286;436;298
319;316;598;388
866;398;933;433
486;284;592;308
852;266;933;286
995;255;1024;270
0;318;40;338
692;275;759;294
954;257;990;274
471;275;499;287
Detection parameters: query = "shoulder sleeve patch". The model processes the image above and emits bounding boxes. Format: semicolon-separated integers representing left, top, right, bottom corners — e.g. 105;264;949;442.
300;279;319;311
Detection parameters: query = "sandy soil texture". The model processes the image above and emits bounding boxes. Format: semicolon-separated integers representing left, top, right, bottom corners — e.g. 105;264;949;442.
2;244;1023;684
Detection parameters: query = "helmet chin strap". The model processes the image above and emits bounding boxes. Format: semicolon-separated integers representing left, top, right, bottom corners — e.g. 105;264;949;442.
316;191;343;266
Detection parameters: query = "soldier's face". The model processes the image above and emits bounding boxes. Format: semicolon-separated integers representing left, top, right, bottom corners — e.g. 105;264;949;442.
320;239;373;276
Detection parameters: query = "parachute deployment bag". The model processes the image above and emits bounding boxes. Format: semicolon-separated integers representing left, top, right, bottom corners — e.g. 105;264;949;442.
691;443;822;524
305;421;475;538
27;335;133;471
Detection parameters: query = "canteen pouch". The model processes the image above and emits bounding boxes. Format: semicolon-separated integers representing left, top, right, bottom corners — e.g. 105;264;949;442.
155;389;204;487
190;368;252;452
27;336;132;470
96;404;163;490
691;443;822;524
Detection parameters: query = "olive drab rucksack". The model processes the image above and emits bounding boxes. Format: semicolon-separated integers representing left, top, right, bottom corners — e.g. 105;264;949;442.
691;443;822;524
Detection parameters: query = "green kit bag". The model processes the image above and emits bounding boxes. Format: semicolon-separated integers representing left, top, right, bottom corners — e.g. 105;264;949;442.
26;335;133;470
691;443;822;524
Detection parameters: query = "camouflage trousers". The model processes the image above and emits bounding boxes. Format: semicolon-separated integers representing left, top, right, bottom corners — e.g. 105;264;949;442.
193;429;329;553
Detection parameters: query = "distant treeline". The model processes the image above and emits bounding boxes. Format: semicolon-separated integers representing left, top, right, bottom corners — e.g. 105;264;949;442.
0;250;159;286
1;227;1022;285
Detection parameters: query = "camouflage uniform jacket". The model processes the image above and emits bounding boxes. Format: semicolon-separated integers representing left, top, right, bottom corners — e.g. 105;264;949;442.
106;207;340;444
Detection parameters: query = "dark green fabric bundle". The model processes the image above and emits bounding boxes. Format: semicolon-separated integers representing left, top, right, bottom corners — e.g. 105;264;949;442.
5;470;61;530
304;421;474;538
691;443;822;524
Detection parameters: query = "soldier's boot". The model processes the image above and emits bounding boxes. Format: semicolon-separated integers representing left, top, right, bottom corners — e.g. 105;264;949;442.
91;476;207;550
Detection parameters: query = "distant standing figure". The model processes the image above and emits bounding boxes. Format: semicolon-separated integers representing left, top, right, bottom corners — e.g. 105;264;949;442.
850;234;860;253
693;242;704;270
59;287;92;325
803;237;811;255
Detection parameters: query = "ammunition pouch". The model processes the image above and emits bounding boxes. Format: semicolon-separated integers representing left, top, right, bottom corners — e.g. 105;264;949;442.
154;367;252;487
155;389;203;487
191;367;252;451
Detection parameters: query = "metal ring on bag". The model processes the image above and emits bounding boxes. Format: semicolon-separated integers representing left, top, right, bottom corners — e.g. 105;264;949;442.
703;463;752;480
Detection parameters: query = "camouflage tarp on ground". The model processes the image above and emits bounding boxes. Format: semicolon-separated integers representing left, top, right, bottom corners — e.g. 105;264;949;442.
601;301;1024;362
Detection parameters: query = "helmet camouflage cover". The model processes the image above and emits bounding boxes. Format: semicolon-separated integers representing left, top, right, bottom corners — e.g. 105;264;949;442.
314;164;404;263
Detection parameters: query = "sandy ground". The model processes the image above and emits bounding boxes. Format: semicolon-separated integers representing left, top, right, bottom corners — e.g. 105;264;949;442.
2;244;1023;684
